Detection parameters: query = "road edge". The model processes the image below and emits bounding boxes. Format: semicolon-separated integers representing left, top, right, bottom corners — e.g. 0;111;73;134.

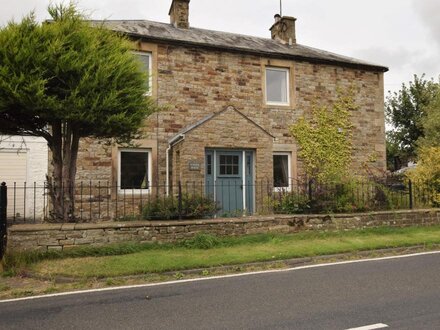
1;249;440;304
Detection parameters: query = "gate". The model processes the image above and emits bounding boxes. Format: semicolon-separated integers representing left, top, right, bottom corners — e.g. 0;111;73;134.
0;182;7;259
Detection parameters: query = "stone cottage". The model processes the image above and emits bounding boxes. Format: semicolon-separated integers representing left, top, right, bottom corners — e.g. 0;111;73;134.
77;0;388;216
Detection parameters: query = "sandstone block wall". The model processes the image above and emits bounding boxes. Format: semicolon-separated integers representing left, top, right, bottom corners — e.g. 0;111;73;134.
172;107;274;184
7;209;439;252
63;41;386;221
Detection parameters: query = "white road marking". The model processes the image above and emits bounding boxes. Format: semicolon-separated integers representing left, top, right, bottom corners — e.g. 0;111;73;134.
1;250;439;304
346;323;389;330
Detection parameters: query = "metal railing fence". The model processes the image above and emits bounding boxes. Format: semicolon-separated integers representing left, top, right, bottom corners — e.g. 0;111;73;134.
0;178;436;224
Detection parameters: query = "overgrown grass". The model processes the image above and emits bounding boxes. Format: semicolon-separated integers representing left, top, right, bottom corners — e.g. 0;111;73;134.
6;226;437;279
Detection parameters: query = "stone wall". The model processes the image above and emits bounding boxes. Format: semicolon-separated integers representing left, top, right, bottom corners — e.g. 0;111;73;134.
172;106;274;184
73;41;386;187
294;62;385;173
7;209;439;252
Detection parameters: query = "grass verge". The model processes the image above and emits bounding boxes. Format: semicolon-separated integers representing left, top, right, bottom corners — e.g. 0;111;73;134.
3;226;439;279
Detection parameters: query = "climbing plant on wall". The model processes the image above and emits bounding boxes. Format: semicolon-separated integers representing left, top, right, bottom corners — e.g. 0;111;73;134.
290;89;358;183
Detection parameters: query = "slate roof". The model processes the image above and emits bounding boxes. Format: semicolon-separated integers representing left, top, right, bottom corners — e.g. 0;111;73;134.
93;19;388;72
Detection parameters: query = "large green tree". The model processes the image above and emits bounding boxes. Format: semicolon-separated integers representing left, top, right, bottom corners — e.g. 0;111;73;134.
418;92;440;148
385;74;438;169
0;4;154;221
405;78;440;207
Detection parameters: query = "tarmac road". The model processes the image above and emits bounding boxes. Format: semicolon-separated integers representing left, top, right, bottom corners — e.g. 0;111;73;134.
1;252;439;329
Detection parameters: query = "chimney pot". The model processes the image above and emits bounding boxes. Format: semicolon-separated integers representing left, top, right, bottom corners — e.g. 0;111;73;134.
169;0;190;29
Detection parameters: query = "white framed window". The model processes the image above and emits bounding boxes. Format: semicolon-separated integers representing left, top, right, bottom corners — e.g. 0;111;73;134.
265;67;290;106
135;51;152;96
273;152;291;190
118;148;152;194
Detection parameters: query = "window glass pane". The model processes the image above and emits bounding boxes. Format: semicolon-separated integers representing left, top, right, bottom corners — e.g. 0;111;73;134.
137;53;151;93
219;155;239;176
207;155;212;175
220;155;226;167
266;68;288;104
121;151;149;189
273;154;289;187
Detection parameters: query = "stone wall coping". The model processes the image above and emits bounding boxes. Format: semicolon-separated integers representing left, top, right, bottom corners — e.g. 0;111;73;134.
7;209;439;233
8;217;273;232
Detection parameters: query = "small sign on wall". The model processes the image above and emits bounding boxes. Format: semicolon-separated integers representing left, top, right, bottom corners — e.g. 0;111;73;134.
188;161;201;171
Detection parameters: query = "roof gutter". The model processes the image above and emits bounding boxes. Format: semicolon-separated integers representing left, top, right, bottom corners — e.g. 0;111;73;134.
168;133;185;146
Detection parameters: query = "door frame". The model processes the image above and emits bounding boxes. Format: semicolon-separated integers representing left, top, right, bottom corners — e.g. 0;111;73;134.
205;148;254;214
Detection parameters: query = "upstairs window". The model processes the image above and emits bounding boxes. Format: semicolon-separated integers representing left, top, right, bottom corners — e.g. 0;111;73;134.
136;52;152;96
266;67;289;105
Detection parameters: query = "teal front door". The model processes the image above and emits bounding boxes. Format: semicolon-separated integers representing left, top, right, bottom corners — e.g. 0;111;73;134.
205;150;254;215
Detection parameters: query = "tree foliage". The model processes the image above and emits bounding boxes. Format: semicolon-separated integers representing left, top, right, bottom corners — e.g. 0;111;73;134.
405;81;440;206
417;92;440;148
290;89;357;183
397;75;440;206
406;146;440;207
385;74;439;168
0;3;155;221
386;133;402;172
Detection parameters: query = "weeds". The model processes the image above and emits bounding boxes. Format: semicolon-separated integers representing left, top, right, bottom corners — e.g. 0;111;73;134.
3;226;440;277
181;233;221;249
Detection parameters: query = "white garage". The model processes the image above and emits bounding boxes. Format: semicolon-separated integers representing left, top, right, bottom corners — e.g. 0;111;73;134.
0;136;48;222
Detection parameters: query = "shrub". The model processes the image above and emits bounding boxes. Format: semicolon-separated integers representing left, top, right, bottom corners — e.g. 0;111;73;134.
271;190;310;214
141;194;219;220
270;179;403;214
406;146;440;207
304;181;359;213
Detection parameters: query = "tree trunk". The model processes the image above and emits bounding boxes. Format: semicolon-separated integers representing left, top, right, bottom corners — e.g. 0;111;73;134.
48;121;80;222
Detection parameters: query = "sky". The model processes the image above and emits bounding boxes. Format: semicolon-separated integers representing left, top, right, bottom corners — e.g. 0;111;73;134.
1;0;439;95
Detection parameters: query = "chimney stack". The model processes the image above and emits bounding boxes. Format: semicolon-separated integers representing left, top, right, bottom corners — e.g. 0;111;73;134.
169;0;190;29
270;15;296;45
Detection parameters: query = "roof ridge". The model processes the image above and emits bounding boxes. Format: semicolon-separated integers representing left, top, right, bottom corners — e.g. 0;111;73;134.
89;19;276;41
93;19;388;72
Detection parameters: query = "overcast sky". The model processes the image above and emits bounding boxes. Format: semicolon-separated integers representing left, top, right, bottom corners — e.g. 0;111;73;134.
1;0;439;94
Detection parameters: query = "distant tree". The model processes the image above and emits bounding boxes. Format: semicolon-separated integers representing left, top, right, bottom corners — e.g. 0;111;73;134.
386;132;403;172
385;75;439;168
0;4;155;222
406;146;440;207
417;92;440;148
406;91;440;207
290;89;356;183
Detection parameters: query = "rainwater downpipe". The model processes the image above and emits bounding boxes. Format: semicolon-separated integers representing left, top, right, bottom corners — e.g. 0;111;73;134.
166;145;171;196
166;134;185;196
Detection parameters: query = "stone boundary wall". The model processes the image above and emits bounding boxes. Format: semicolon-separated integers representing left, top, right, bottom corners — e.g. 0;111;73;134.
7;209;440;252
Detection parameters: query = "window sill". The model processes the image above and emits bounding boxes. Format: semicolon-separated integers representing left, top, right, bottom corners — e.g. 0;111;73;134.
117;189;151;195
263;103;294;110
